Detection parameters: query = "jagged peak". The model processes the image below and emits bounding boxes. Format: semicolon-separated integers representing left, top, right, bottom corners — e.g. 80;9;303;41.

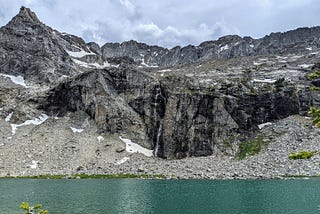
7;6;42;26
19;6;40;22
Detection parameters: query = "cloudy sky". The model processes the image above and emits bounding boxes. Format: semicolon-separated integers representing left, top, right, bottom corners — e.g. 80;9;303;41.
0;0;319;47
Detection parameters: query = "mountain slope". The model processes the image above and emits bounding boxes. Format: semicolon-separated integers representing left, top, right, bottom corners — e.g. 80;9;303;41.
1;7;320;178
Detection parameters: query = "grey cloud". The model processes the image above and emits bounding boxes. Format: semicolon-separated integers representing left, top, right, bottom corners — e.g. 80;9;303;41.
0;0;319;47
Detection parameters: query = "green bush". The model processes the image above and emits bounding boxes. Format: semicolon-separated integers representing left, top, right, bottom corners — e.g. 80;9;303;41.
274;77;285;90
20;202;48;214
310;86;320;91
236;135;268;160
308;107;320;127
288;150;317;160
307;71;320;80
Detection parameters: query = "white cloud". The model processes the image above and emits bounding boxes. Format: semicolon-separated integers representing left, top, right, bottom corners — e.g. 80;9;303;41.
119;0;136;16
0;0;319;47
25;0;36;4
135;23;163;37
130;21;240;47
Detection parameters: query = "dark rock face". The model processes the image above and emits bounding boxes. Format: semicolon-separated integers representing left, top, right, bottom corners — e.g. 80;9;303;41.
37;67;161;148
36;65;315;159
153;80;311;158
87;42;102;55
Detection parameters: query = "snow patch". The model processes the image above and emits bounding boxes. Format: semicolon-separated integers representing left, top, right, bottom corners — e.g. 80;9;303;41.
0;74;27;87
158;69;171;73
97;136;104;143
5;112;13;122
72;59;91;68
11;114;49;135
290;55;303;60
116;157;130;165
220;44;229;51
253;62;263;66
309;51;319;55
30;160;38;169
298;64;314;69
111;64;120;68
67;50;96;58
70;127;84;133
276;56;288;59
140;55;159;68
141;63;159;68
119;137;153;157
72;59;110;69
253;79;276;83
258;122;272;129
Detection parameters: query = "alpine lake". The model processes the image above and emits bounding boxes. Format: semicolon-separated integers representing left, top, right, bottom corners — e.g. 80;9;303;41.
1;178;320;214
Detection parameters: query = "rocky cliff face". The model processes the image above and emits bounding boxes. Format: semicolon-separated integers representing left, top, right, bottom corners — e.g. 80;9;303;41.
1;7;320;162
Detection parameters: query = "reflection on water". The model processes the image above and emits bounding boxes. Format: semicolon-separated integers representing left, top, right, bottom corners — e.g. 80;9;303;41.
1;178;320;214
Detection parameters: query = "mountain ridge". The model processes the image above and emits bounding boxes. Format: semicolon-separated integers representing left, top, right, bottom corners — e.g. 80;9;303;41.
101;26;320;67
3;6;320;68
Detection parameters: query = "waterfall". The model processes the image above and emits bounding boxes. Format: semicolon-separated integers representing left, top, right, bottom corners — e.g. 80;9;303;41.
154;121;162;156
153;84;166;157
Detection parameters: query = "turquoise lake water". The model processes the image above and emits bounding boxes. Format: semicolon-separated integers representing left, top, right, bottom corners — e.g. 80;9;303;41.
1;178;320;214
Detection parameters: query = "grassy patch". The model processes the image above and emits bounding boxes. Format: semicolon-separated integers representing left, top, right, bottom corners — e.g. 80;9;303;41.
307;71;320;80
281;174;320;179
310;86;320;91
288;150;317;160
308;107;320;127
223;135;238;148
236;135;269;160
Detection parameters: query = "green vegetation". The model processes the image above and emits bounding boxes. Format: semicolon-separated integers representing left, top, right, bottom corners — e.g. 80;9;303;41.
308;107;320;127
2;173;167;179
223;139;232;148
20;202;48;214
223;135;238;148
288;150;317;160
274;77;285;90
68;173;166;179
281;174;315;178
208;85;216;92
307;71;320;80
310;86;320;91
236;135;269;160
